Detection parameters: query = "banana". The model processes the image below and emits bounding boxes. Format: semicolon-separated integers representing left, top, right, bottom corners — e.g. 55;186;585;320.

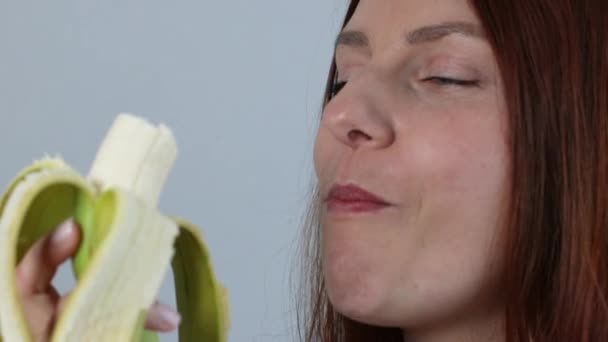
0;114;229;342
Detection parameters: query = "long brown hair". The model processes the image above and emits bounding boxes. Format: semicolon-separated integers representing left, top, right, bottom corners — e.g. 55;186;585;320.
297;1;608;341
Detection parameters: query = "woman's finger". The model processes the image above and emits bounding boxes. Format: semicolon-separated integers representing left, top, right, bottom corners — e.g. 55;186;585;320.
22;292;58;341
144;301;181;332
16;220;80;295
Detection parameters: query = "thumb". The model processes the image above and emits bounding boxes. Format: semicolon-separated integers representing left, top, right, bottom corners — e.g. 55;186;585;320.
16;220;81;295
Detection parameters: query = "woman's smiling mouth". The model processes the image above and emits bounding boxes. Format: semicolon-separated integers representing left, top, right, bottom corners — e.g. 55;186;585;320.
325;183;392;214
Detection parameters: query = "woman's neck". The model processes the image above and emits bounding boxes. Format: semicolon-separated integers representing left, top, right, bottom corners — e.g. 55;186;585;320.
401;305;505;342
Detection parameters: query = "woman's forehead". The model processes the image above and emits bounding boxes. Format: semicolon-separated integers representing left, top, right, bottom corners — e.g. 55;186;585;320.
337;0;487;57
345;0;481;35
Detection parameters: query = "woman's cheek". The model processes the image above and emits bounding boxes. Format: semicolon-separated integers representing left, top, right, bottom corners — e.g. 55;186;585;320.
313;128;335;183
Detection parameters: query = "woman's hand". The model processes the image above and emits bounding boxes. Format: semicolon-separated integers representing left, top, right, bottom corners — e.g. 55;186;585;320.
15;219;181;341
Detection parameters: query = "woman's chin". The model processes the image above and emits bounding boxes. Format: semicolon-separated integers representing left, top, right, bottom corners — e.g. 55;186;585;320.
323;256;392;326
327;280;385;324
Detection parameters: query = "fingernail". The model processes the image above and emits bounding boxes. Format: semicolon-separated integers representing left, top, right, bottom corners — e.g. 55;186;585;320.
154;303;181;329
51;220;74;244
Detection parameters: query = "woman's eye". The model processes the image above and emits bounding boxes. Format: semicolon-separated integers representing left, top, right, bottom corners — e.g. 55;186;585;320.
330;81;347;97
423;77;479;88
329;77;477;98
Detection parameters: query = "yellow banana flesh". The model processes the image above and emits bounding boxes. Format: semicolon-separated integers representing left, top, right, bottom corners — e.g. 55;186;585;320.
0;114;229;342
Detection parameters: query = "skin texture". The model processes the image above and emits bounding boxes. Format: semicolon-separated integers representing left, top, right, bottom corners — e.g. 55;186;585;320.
16;220;180;341
314;0;510;341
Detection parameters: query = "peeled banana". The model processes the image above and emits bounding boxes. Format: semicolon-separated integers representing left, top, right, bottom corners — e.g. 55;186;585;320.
0;114;229;341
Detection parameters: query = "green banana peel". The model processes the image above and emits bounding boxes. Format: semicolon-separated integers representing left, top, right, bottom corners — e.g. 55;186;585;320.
0;157;228;341
172;218;230;342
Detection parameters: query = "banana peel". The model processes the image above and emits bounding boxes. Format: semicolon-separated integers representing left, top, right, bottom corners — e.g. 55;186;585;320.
0;114;229;341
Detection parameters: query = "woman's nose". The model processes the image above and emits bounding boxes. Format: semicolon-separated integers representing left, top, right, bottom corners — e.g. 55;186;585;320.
321;77;395;150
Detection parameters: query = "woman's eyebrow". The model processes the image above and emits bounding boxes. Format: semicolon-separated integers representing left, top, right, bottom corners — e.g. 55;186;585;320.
334;31;369;50
407;21;485;44
335;21;485;50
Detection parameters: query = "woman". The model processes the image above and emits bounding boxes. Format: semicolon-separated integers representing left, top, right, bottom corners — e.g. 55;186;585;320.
15;0;608;341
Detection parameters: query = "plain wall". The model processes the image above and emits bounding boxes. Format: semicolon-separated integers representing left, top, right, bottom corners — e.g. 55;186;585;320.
0;1;347;340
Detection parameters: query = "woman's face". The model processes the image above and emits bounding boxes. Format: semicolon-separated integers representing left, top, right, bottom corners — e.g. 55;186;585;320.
313;0;510;334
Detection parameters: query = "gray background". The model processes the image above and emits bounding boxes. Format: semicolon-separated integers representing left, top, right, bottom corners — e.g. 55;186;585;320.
0;1;347;341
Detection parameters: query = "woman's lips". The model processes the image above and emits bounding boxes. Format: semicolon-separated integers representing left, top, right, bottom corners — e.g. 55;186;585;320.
325;184;391;213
